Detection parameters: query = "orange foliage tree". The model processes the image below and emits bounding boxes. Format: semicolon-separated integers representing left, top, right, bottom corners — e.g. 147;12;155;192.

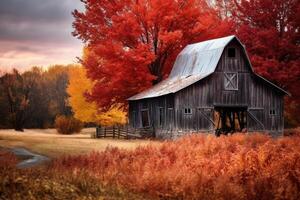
67;65;127;126
72;0;233;110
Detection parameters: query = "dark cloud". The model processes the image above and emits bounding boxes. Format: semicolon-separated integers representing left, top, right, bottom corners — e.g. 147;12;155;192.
0;20;75;43
0;0;84;69
0;0;84;42
0;0;83;23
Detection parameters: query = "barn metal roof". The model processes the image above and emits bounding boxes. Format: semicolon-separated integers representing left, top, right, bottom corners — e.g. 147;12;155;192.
128;35;289;101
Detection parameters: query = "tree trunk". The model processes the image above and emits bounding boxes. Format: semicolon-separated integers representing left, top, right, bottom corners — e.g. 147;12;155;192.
150;56;165;85
14;111;24;131
152;75;163;85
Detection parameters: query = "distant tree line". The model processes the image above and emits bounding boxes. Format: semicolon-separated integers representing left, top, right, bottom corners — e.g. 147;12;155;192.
0;64;127;132
0;65;72;130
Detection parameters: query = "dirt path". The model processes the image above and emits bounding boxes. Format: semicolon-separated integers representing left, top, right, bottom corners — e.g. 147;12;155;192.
10;147;50;169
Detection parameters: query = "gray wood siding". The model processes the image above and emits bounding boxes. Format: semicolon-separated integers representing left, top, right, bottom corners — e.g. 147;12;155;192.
215;40;250;73
248;77;284;132
129;95;175;136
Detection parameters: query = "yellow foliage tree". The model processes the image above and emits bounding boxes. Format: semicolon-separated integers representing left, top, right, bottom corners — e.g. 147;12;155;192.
67;66;127;126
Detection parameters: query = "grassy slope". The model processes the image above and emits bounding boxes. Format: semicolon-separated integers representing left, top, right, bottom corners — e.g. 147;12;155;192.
0;128;160;158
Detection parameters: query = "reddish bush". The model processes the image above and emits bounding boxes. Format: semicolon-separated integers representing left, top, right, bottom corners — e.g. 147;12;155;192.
54;115;83;134
284;128;300;137
53;133;300;199
0;150;145;199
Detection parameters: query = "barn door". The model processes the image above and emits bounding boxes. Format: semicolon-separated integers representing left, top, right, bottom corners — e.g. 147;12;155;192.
247;108;265;131
141;109;150;127
196;108;214;131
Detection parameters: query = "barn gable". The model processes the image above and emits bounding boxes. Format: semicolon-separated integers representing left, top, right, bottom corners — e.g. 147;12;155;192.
128;35;288;101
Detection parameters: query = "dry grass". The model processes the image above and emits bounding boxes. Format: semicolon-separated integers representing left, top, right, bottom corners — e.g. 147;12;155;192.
1;131;299;199
53;133;300;199
0;128;160;158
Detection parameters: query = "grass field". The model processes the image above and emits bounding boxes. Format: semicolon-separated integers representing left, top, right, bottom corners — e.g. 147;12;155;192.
1;132;299;199
0;128;160;157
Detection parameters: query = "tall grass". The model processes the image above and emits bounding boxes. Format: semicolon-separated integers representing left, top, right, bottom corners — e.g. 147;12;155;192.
0;150;146;200
52;133;300;199
1;132;299;199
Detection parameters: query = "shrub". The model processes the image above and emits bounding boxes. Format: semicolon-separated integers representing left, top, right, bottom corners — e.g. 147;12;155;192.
284;127;300;136
54;115;83;134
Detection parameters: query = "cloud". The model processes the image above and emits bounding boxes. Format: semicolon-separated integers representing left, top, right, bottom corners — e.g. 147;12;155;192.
0;0;84;70
0;0;83;23
0;20;75;43
0;40;82;72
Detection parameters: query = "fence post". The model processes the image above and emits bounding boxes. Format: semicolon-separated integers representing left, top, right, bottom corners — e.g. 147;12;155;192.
104;127;106;138
99;126;102;138
113;126;115;138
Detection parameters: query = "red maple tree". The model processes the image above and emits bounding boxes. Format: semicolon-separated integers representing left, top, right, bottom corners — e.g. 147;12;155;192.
72;0;233;110
229;0;300;126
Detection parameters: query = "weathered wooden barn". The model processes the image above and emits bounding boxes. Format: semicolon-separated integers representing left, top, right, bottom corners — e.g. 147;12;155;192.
128;35;289;138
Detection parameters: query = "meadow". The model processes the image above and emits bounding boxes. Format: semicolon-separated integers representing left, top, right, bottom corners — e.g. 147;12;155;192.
1;131;300;200
0;129;157;158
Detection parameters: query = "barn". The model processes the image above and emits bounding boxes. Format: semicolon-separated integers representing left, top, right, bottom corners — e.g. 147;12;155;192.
127;35;289;138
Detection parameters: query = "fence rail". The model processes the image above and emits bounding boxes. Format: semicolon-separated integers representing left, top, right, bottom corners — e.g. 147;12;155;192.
95;126;154;139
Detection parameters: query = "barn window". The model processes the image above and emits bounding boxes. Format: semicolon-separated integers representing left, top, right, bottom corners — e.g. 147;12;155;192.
158;107;165;127
141;109;150;127
269;109;276;115
228;48;236;58
224;72;238;90
184;108;192;115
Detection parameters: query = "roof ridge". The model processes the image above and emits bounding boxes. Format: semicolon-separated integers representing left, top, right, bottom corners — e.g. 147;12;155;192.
186;35;236;47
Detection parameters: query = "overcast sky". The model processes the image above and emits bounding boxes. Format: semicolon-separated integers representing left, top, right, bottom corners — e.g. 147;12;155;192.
0;0;84;72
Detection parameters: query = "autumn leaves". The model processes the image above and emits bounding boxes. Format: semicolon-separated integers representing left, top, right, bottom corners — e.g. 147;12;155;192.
67;66;127;126
72;0;299;127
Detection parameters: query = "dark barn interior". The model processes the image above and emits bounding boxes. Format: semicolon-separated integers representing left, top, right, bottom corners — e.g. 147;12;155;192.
214;106;247;136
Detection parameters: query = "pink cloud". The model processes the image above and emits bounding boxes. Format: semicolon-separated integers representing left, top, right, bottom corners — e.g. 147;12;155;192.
0;0;84;72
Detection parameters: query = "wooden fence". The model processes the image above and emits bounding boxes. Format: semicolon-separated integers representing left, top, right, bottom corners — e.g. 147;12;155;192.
95;126;154;139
